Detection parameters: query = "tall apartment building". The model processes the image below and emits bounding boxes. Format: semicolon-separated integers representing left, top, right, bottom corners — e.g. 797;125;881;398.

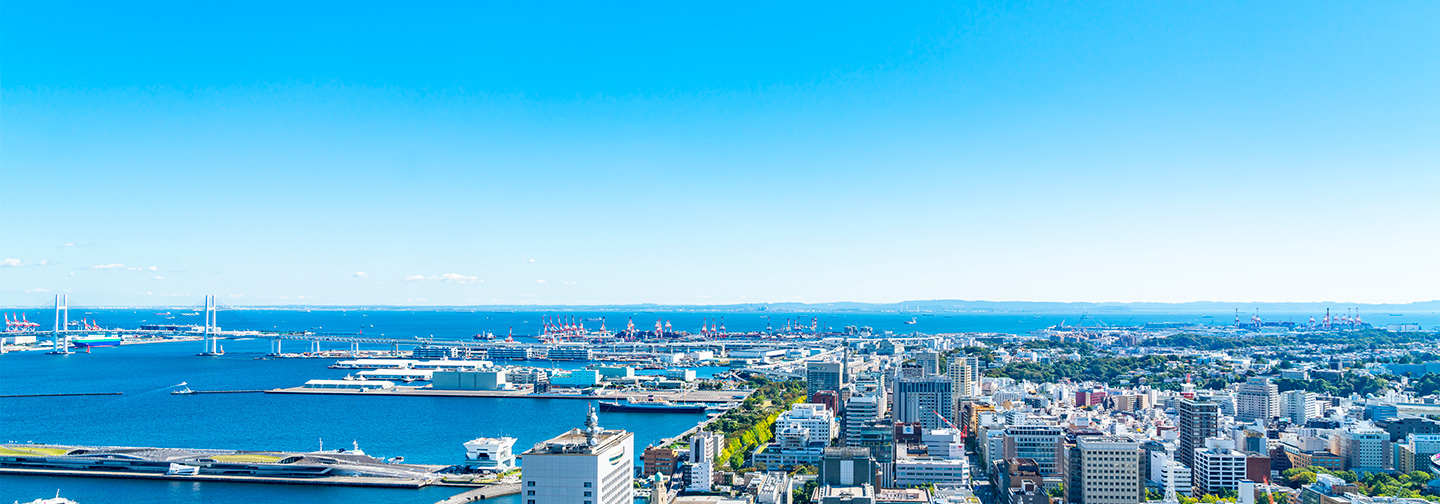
1396;434;1440;474
1236;377;1279;423
1002;424;1064;475
688;432;726;492
807;361;845;399
1281;390;1319;424
521;407;634;504
1063;436;1143;504
893;377;953;431
1178;398;1220;472
948;359;973;399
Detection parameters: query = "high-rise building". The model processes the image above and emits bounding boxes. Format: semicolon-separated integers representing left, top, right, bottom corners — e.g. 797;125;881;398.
1236;377;1279;423
893;377;954;431
844;395;884;446
1281;391;1319;424
521;406;634;504
967;356;981;395
807;361;844;399
1003;425;1064;475
1063;436;1143;504
1178;398;1219;472
1396;434;1440;474
948;360;973;400
915;351;940;376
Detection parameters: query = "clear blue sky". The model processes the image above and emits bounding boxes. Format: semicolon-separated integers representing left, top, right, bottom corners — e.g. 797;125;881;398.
3;1;1437;306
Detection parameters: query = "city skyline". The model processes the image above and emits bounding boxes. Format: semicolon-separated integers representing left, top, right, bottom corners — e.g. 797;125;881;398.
4;2;1438;306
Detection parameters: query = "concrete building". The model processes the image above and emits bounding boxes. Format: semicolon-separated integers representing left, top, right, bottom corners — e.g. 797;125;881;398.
753;471;793;504
922;429;965;460
1395;434;1440;474
433;369;511;391
1178;399;1220;472
689;432;726;492
1064;436;1143;504
643;446;681;477
948;360;973;400
893;377;953;431
844;395;884;446
1004;425;1064;476
1148;453;1193;497
1282;391;1320;425
915;351;940;376
808;361;845;399
893;456;968;487
821;447;880;487
1337;423;1389;472
1194;438;1247;496
521;406;634;504
1236;377;1280;423
778;403;839;441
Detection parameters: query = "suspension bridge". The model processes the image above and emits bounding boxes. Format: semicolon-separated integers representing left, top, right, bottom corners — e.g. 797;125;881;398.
0;294;468;356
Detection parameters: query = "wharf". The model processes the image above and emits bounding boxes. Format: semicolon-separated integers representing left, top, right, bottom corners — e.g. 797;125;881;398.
434;483;521;503
0;392;123;398
0;467;433;488
265;386;748;403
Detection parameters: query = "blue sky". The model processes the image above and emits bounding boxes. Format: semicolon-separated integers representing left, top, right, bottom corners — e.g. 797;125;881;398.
3;1;1437;306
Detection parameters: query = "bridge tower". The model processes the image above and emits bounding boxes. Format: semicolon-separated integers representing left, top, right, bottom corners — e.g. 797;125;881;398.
48;294;71;354
199;295;222;356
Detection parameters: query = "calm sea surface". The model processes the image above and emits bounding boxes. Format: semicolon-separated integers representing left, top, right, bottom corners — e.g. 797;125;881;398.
2;309;1435;503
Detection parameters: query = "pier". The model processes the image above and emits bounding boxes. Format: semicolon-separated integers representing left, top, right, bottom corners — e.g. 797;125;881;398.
265;386;748;403
434;483;521;503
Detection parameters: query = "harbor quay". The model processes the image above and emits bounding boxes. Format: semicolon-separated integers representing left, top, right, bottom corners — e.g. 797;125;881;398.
0;443;456;489
263;385;749;403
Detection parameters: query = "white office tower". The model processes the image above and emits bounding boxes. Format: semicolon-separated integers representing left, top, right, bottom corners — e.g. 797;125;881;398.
1149;452;1193;497
463;437;517;471
1235;377;1279;423
1073;436;1143;504
688;431;725;492
1281;390;1319;424
844;395;883;446
777;403;838;441
1193;438;1246;495
1003;424;1064;475
521;405;634;504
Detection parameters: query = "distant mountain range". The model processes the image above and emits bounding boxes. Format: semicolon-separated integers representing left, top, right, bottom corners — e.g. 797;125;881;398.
73;299;1440;313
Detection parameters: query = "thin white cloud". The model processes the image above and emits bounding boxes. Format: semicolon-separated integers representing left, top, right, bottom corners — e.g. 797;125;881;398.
91;263;126;269
154;276;165;280
562;281;577;285
0;258;23;267
524;259;536;263
536;279;547;283
354;272;369;278
25;288;50;293
404;273;481;284
89;263;159;272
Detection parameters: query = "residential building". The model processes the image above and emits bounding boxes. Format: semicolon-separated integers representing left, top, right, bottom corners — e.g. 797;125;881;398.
1282;391;1320;424
821;447;880;487
1178;399;1220;472
845;395;884;446
778;403;839;441
1337;423;1389;472
1236;377;1280;423
916;351;940;376
642;446;680;477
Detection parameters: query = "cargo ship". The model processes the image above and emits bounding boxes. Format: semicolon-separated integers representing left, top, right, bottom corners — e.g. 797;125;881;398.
597;398;706;414
70;335;123;348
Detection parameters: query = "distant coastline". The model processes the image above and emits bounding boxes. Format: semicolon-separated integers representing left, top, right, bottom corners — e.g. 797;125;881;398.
8;299;1437;313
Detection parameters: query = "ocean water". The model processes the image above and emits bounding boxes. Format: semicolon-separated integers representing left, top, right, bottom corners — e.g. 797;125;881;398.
3;309;1436;503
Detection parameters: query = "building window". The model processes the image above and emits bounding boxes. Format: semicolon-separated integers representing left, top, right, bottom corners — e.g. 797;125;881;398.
528;481;535;486
584;482;592;487
527;491;534;496
585;492;592;497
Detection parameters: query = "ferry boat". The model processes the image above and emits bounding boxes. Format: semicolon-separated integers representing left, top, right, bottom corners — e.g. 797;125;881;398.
172;387;196;395
597;398;707;414
70;335;123;348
